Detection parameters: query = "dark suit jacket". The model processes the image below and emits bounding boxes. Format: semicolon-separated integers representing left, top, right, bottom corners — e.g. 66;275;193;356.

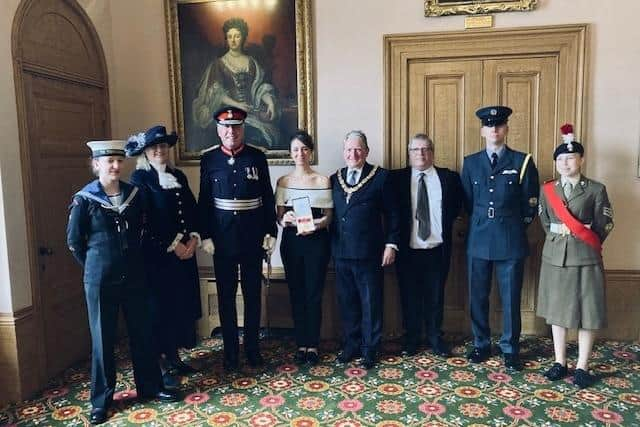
391;166;463;272
331;163;400;261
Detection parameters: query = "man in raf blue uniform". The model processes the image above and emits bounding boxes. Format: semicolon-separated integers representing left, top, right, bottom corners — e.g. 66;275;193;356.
461;106;539;371
331;130;400;370
198;107;277;371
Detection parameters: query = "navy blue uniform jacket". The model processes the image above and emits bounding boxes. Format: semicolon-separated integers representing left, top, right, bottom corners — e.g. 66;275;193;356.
461;146;539;260
66;180;146;288
331;163;400;260
198;144;277;256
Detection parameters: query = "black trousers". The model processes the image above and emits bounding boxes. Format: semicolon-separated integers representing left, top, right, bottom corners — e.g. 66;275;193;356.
84;283;162;409
396;246;447;348
213;251;263;361
334;258;383;358
280;228;330;348
468;256;525;354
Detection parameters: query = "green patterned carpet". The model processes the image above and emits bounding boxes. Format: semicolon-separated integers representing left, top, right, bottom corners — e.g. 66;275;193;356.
1;335;639;426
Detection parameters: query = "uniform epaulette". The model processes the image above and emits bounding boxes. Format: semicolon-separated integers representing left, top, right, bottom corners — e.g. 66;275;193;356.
247;143;267;153
200;144;220;155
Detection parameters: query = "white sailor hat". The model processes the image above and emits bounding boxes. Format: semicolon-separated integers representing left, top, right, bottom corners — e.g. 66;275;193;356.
86;140;126;158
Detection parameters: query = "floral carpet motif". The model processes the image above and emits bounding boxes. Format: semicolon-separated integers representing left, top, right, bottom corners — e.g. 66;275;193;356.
1;335;639;426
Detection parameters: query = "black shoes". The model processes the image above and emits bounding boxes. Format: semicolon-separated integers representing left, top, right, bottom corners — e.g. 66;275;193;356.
169;359;198;375
306;351;320;366
247;352;265;367
401;344;418;357
90;408;107;425
223;356;239;372
162;372;181;390
359;356;376;370
544;363;568;381
431;342;451;358
337;349;361;364
294;350;307;365
503;353;523;371
139;389;180;402
573;368;595;389
467;346;491;363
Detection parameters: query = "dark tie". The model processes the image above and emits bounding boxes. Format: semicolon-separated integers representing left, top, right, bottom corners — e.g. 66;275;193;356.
491;152;498;169
416;172;431;240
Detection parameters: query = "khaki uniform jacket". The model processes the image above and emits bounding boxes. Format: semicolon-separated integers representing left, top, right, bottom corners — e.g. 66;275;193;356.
539;175;614;267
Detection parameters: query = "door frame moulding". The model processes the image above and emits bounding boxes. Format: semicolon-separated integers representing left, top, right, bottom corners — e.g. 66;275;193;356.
383;24;589;169
10;0;110;396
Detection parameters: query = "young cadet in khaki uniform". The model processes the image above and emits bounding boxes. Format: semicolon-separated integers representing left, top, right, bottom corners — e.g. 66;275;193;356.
536;124;614;389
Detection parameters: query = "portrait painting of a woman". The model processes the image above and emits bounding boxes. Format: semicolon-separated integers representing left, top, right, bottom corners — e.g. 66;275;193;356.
192;18;281;149
167;0;313;163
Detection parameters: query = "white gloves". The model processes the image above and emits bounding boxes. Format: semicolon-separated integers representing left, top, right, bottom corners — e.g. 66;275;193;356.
262;234;276;256
202;238;215;255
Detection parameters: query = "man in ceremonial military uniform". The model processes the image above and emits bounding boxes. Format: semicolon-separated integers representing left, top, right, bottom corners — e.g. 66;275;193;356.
461;106;540;371
198;106;277;371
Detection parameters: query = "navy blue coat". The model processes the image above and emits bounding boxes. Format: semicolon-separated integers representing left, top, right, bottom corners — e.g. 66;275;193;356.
461;146;540;260
331;163;400;260
130;166;202;350
66;180;146;288
198;144;277;256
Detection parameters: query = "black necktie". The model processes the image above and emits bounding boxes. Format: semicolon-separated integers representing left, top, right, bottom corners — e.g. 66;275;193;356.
491;152;498;169
416;172;431;240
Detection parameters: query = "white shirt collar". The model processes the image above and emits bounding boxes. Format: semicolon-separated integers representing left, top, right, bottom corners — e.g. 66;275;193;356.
412;165;435;178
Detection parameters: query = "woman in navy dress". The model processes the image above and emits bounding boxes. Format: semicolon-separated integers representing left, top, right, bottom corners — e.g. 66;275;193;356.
126;126;202;380
67;140;177;425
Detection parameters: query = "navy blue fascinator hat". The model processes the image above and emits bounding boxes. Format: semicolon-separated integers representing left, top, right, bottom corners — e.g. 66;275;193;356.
125;125;178;157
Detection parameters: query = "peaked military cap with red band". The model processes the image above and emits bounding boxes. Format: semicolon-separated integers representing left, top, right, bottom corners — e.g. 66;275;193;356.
554;123;584;160
213;106;247;125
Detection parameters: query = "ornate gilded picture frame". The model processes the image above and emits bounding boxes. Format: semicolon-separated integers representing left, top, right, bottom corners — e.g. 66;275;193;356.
425;0;537;16
165;0;314;165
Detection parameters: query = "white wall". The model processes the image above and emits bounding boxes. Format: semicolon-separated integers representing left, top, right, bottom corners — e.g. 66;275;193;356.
1;0;639;312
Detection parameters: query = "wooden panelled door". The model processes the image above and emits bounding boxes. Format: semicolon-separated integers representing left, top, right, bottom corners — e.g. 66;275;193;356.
13;0;110;378
386;25;587;335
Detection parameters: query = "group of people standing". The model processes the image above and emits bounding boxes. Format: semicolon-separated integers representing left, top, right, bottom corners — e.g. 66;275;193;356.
67;105;613;425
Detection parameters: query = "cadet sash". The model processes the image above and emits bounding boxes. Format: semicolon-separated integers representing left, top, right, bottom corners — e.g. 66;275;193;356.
543;182;601;254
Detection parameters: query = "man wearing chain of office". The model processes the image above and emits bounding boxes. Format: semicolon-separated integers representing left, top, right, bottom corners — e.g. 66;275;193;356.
198;106;277;371
331;130;400;370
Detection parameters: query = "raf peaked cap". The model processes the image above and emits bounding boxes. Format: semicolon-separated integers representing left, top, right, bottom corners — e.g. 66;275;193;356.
475;105;513;127
125;125;178;157
86;140;126;158
214;106;247;125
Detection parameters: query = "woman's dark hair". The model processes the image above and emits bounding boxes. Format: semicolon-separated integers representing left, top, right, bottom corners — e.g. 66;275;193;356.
290;130;314;150
223;18;249;46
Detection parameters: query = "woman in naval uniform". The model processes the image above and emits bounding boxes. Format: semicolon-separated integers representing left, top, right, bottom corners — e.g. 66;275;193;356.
275;131;333;365
67;140;177;425
126;126;202;383
536;124;614;389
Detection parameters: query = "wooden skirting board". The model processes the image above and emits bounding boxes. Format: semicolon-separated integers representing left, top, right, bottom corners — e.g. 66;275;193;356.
198;267;639;342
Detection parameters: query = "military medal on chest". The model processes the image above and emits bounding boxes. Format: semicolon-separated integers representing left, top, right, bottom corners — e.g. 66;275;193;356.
337;166;379;203
227;156;235;166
